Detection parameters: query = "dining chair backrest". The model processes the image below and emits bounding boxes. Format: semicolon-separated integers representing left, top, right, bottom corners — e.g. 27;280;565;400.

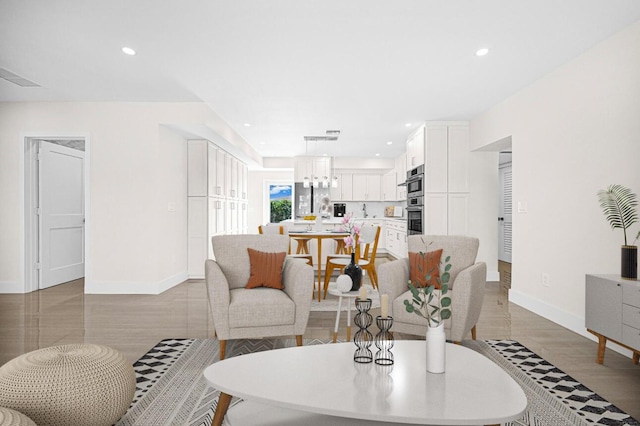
358;225;381;262
258;224;284;235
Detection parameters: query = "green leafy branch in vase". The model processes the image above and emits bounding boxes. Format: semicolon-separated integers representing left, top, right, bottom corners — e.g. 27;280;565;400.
597;184;638;246
404;250;452;327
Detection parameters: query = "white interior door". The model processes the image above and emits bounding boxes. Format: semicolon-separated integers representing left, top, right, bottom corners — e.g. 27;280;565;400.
39;141;85;289
498;164;512;263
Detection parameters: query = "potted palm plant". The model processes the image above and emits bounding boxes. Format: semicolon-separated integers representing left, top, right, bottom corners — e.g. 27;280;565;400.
597;184;639;279
404;250;452;373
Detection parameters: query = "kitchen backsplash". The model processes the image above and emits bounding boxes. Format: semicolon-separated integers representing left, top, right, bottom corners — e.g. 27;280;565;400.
338;202;403;219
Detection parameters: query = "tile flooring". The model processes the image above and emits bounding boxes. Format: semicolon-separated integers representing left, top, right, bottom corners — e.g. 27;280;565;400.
1;266;639;420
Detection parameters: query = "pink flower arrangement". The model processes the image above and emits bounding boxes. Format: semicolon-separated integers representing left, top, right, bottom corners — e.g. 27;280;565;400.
340;212;361;249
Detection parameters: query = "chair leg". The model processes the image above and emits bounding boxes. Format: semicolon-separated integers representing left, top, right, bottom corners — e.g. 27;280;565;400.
296;335;303;346
471;325;477;340
219;340;227;360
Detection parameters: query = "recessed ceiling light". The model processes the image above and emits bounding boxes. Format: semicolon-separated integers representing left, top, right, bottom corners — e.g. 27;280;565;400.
375;153;380;157
243;123;252;127
405;123;412;127
476;48;489;57
387;141;393;145
121;47;136;56
259;141;266;145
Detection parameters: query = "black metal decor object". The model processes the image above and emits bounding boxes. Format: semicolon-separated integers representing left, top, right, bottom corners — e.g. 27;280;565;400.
374;316;394;365
621;246;638;279
344;253;363;291
353;298;373;363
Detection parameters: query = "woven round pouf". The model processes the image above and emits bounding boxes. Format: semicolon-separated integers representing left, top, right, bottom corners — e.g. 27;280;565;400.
0;344;135;426
0;407;36;426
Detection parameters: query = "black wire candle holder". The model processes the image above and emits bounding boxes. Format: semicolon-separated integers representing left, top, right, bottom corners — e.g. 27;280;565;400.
374;316;394;365
353;298;373;363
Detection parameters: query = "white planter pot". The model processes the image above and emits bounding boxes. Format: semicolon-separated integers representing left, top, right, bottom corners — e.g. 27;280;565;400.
426;323;446;374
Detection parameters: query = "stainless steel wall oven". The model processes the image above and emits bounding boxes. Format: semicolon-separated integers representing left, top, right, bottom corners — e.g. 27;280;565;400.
405;165;424;235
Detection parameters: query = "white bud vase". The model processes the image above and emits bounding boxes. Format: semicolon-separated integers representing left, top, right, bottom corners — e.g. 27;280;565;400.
426;323;446;374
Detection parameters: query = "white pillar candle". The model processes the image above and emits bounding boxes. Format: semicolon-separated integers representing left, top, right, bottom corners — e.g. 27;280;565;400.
380;294;389;319
359;286;367;300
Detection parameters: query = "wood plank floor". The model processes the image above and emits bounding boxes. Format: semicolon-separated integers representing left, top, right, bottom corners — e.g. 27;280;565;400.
1;268;639;420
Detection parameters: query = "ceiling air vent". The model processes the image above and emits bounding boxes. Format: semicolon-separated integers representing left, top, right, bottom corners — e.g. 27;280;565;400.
0;68;40;87
326;130;341;136
304;136;338;142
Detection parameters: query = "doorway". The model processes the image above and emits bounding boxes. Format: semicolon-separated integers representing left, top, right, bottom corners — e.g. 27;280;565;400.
24;136;88;292
498;152;512;290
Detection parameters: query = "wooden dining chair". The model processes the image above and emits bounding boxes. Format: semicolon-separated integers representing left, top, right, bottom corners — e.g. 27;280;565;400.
260;223;313;266
322;225;381;298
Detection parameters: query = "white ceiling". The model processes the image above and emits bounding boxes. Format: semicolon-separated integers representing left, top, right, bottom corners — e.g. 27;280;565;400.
2;1;640;159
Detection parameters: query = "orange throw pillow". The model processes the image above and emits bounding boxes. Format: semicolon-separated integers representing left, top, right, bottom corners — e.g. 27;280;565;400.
409;249;443;289
245;248;287;289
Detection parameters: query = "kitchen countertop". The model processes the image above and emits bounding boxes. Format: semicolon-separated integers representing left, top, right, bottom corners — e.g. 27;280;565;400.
288;217;404;226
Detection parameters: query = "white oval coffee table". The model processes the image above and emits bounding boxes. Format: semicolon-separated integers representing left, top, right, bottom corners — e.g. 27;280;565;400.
203;341;527;426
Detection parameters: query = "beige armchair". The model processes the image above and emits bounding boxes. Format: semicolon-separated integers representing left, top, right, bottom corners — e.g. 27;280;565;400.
205;234;314;359
377;235;486;343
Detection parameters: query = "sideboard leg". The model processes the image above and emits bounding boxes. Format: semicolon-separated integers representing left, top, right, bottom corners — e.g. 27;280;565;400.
595;333;607;364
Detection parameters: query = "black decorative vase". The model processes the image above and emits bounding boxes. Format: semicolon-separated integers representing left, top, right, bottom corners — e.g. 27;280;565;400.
621;245;638;279
344;253;363;291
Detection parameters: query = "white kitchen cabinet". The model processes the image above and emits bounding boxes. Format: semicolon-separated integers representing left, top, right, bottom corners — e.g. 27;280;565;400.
187;140;208;197
241;163;248;200
419;123;470;236
330;173;353;201
395;154;407;201
352;174;381;201
294;156;332;186
424;193;447;235
215;146;225;197
386;220;407;259
448;193;469;235
187;139;248;277
406;126;425;169
382;172;397;201
425;125;448;193
187;196;224;278
447;125;469;193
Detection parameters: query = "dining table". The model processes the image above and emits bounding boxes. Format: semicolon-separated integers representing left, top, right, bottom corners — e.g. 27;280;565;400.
288;230;349;302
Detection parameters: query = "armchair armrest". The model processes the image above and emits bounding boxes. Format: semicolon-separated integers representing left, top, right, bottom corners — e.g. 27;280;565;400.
449;262;487;342
205;259;231;339
377;258;410;317
282;258;314;333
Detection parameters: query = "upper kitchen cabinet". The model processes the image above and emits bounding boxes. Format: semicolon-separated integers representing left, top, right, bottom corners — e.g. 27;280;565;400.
382;171;397;201
330;173;353;201
294;156;332;185
425;125;448;193
352;174;382;201
447;125;469;193
406;125;425;169
187;139;208;197
395;154;407;201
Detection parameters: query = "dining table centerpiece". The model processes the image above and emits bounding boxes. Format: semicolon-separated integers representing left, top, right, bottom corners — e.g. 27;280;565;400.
404;249;452;373
340;212;362;291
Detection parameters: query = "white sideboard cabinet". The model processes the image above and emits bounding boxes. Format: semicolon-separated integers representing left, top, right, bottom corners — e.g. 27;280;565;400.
585;274;640;364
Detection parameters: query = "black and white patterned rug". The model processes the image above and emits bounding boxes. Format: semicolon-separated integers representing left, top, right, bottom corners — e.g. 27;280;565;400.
116;338;639;426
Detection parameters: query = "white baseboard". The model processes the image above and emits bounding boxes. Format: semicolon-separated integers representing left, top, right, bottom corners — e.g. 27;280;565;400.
0;281;27;293
85;272;188;295
487;270;500;282
509;289;634;359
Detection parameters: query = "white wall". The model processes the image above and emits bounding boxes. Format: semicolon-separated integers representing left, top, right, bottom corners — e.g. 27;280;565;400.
0;102;231;294
470;20;640;338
